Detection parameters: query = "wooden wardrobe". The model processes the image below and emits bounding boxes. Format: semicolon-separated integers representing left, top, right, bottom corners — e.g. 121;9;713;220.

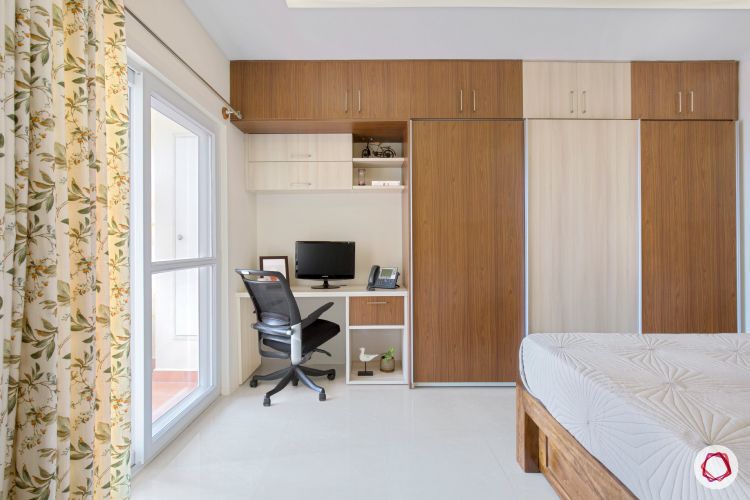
641;121;737;333
412;120;524;383
528;120;640;333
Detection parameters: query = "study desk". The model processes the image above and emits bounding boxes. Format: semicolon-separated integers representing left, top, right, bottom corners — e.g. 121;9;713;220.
235;286;410;386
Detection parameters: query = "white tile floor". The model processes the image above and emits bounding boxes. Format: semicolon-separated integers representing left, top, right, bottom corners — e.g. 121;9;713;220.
132;373;557;500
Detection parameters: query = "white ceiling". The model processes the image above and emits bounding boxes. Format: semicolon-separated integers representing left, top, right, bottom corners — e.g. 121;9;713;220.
185;0;750;61
287;0;750;8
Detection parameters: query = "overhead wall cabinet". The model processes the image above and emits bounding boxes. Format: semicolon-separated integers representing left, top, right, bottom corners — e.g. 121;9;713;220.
230;60;413;123
528;119;639;333
409;60;523;118
412;120;524;383
522;61;631;119
631;61;738;120
641;121;737;333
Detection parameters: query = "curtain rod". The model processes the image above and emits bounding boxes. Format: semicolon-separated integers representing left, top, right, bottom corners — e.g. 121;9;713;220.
124;6;243;120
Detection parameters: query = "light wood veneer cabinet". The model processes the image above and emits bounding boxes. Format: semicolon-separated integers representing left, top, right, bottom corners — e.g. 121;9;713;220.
641;121;737;333
523;61;631;119
409;60;522;118
632;61;738;120
528;120;639;333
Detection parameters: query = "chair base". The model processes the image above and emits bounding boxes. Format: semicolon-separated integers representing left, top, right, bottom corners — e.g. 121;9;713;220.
250;365;336;406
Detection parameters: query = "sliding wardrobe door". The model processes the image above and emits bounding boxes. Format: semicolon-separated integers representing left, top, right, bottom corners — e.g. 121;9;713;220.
641;121;736;333
528;120;639;333
412;120;524;383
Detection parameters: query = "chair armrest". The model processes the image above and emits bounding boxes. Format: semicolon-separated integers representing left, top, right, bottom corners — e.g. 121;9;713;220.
301;301;334;329
252;322;293;336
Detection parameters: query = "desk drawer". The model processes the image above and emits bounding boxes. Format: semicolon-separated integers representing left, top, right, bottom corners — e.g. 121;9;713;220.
349;296;404;326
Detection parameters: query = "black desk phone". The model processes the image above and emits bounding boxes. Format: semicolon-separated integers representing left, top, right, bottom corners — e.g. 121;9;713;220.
367;265;400;290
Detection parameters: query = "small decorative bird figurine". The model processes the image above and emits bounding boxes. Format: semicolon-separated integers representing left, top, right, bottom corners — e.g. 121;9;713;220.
358;347;380;376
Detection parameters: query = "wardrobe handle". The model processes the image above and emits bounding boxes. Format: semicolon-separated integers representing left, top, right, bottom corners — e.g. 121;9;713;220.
459;89;464;112
357;90;361;113
581;90;587;114
290;182;312;186
472;90;477;112
344;90;348;113
366;301;388;305
290;153;312;159
690;90;694;113
678;91;683;113
569;90;575;114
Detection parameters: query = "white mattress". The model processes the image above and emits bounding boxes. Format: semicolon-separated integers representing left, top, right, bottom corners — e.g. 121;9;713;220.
519;333;750;500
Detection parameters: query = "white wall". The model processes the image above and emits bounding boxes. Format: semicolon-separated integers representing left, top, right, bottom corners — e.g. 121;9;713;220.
256;192;403;287
126;0;250;393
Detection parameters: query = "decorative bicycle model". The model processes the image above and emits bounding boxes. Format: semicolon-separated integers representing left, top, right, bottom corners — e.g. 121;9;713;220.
361;138;396;158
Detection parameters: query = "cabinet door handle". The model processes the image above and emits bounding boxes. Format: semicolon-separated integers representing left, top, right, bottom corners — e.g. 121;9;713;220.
569;90;575;114
472;90;477;112
366;301;388;305
358;90;361;113
678;91;683;113
581;90;587;114
344;90;348;113
459;89;464;112
689;90;694;113
290;153;312;159
290;182;312;186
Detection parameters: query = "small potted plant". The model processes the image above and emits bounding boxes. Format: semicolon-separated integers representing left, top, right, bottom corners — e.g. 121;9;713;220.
380;347;396;372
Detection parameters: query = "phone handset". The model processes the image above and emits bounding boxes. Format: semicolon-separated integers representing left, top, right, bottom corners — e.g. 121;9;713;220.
367;265;380;291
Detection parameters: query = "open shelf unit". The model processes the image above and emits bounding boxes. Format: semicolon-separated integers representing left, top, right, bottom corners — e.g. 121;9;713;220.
349;361;404;384
352;138;405;189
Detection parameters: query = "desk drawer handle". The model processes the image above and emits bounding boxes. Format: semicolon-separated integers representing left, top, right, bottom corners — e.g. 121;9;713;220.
366;301;388;305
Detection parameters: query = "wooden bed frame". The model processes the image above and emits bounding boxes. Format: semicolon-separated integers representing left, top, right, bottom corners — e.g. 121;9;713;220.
516;385;636;500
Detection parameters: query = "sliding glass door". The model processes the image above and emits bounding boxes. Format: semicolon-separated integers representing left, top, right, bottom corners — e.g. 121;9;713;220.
129;60;219;466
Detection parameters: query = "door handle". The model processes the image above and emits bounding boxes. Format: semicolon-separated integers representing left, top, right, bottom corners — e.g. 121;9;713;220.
689;90;694;113
344;90;348;113
290;153;312;159
459;89;464;112
358;90;361;113
472;90;477;112
366;301;388;305
290;182;312;186
581;90;587;115
678;91;683;114
569;90;575;114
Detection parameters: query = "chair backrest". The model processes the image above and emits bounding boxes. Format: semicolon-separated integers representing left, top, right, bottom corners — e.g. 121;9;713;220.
235;269;301;327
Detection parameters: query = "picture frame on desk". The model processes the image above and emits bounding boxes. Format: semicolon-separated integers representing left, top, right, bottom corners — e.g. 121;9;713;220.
259;256;289;281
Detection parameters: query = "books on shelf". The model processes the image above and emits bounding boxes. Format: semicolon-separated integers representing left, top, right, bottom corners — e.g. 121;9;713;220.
371;180;401;187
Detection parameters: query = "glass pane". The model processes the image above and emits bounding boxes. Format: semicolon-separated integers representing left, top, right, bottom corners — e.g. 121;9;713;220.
150;104;208;261
151;267;210;423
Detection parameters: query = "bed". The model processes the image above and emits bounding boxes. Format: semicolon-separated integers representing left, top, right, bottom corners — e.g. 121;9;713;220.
516;333;750;500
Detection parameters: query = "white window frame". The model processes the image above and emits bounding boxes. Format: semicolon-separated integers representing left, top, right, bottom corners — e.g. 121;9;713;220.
129;59;221;468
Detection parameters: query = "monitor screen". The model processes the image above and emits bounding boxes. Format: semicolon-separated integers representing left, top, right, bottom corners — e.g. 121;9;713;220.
295;241;355;280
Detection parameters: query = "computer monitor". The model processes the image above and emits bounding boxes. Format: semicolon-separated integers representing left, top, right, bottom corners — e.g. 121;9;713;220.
295;241;355;289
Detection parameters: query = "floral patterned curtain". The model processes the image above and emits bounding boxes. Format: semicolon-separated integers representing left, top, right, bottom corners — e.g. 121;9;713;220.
0;0;130;498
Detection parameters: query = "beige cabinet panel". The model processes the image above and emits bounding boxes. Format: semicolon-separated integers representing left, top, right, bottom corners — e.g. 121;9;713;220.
246;134;352;162
247;162;353;191
528;119;639;333
523;62;578;118
576;62;631;119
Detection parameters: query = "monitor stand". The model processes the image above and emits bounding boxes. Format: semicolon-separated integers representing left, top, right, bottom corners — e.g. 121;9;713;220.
311;279;340;289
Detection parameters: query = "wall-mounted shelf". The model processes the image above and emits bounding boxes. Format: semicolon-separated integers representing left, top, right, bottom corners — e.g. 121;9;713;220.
352;157;405;168
352;185;404;192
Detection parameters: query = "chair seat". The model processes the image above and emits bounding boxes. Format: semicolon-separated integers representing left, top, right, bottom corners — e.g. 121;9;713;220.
262;319;340;354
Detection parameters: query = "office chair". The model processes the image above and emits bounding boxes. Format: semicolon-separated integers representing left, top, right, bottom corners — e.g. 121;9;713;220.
236;269;339;406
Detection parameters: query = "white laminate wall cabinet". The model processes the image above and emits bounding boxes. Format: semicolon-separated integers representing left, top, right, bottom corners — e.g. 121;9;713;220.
523;61;631;119
528;119;639;333
246;133;353;192
246;133;352;162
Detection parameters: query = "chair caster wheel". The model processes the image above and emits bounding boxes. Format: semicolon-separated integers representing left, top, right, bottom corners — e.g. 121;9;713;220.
263;396;271;407
327;371;335;381
319;391;326;402
292;378;299;386
249;379;258;388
